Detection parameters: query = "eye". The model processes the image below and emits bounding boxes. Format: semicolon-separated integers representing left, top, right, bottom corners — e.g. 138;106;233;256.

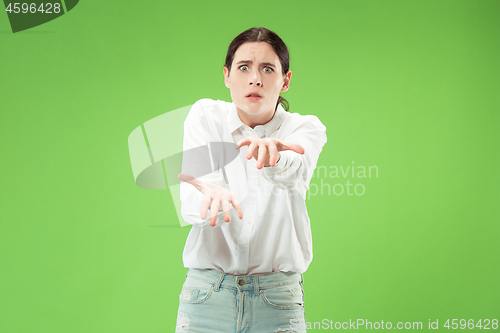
263;67;274;73
239;65;249;71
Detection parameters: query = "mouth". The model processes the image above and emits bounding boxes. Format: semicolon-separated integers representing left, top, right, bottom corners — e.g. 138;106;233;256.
246;93;262;101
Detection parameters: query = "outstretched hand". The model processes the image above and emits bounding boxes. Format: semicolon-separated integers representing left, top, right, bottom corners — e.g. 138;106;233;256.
178;173;243;226
236;137;305;169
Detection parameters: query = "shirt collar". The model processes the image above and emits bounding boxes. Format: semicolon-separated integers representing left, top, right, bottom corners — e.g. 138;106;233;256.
228;102;287;137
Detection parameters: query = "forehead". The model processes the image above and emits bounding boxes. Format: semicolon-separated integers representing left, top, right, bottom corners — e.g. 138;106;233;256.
233;42;280;66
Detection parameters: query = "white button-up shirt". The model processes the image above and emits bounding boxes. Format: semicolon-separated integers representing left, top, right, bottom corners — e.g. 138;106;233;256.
180;99;327;275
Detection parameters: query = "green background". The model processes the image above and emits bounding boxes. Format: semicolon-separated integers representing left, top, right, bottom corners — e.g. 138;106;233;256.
1;0;498;332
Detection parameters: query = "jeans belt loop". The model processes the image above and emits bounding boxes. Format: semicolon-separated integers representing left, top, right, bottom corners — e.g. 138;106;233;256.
214;271;225;292
253;275;259;295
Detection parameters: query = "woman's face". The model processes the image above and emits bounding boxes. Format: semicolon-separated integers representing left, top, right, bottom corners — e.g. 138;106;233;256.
224;42;292;128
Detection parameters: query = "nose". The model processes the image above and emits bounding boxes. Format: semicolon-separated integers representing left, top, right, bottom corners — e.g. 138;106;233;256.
249;69;262;87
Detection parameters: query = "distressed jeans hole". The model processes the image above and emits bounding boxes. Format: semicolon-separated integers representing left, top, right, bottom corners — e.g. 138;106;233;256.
176;313;190;332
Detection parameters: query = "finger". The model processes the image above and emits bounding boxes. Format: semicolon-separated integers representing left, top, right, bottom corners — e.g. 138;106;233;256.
276;140;305;155
200;195;212;220
268;144;279;166
221;198;231;223
257;143;267;169
247;141;259;160
209;199;220;226
236;137;254;148
229;192;243;219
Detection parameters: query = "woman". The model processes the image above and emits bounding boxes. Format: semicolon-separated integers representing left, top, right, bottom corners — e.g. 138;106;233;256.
176;27;327;333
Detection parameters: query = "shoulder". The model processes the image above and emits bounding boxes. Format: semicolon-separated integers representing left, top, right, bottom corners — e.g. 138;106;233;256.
282;110;326;133
185;98;232;124
277;110;328;150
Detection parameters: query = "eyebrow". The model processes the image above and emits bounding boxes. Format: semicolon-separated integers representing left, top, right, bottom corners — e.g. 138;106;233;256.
236;60;276;68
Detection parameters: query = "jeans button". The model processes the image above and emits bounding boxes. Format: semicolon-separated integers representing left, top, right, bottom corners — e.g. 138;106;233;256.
238;280;245;286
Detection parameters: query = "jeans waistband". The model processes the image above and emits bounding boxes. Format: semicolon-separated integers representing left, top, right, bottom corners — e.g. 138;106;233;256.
186;268;303;294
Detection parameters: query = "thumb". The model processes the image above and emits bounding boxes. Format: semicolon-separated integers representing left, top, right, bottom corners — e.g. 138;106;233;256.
178;173;203;191
276;140;305;155
178;173;195;183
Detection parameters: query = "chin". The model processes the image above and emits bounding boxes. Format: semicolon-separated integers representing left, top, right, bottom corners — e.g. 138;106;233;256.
236;102;256;112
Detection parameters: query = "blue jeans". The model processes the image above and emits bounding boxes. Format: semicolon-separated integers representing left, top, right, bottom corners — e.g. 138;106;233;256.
175;268;307;333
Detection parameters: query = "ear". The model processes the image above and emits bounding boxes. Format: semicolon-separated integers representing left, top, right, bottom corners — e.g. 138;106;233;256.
223;67;230;88
280;70;292;92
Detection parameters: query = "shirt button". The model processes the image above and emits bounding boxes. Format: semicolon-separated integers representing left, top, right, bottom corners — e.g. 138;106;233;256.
239;270;245;274
241;248;245;253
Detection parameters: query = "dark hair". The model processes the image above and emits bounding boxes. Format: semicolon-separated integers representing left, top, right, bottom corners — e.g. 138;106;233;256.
224;27;290;111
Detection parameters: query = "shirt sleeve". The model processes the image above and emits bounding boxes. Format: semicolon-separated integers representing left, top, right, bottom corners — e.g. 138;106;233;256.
180;100;227;229
261;114;327;197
